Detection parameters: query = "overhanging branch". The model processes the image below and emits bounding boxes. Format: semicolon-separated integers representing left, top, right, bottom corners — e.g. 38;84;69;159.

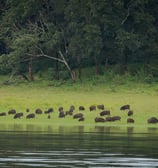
121;2;131;25
26;46;75;81
27;53;64;63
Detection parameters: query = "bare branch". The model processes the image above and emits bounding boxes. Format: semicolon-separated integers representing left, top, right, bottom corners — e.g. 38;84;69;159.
121;8;130;25
26;46;75;81
121;2;131;25
58;50;71;72
58;49;76;81
26;20;44;33
27;53;64;63
39;12;47;33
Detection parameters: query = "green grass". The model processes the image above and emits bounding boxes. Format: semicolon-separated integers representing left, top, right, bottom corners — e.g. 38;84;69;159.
0;75;158;133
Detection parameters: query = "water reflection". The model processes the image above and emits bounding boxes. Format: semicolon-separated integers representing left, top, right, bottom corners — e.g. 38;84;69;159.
1;123;158;135
0;126;158;167
127;126;134;134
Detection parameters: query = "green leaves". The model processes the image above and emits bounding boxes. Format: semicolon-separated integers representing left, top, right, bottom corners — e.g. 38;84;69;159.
0;0;158;77
115;29;141;51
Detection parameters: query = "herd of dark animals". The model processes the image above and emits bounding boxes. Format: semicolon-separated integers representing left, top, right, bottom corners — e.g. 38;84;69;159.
0;104;157;124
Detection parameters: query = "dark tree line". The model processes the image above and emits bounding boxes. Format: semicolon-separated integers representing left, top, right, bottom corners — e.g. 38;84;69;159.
0;0;158;81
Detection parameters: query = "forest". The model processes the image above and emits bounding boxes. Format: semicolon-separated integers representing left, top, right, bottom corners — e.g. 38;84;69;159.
0;0;158;81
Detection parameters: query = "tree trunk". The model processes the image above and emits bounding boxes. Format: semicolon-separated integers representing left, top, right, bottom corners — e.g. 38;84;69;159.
77;54;82;80
95;57;99;75
119;49;127;75
120;63;126;75
58;50;76;82
71;70;76;82
28;58;34;81
54;54;59;80
78;63;82;80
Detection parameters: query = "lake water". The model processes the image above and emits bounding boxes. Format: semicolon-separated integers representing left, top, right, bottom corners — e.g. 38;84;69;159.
0;126;158;167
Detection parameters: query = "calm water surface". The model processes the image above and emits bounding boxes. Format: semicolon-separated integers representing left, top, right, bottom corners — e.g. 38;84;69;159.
0;126;158;168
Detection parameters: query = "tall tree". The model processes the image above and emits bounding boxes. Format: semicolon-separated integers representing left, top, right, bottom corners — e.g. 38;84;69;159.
0;0;158;79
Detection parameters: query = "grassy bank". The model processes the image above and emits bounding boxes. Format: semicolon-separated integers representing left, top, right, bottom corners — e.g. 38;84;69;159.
0;75;158;133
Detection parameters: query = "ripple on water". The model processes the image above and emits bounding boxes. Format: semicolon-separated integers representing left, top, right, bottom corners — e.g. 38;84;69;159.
0;150;158;168
0;131;158;168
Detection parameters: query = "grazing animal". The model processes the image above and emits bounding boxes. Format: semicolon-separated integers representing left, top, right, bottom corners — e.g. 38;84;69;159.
66;105;75;115
73;113;83;119
0;112;6;116
97;104;104;110
45;108;54;114
127;118;134;123
112;116;121;121
14;112;23;119
59;111;65;118
8;109;16;115
89;105;96;111
48;115;51;119
47;108;54;113
120;104;130;110
26;108;30;112
148;117;158;124
58;107;64;112
79;106;85;111
106;117;113;122
78;117;84;122
44;110;49;114
100;110;110;116
95;117;105;122
35;108;42;114
128;110;133;116
65;110;73;116
26;113;35;119
70;105;75;111
106;116;121;122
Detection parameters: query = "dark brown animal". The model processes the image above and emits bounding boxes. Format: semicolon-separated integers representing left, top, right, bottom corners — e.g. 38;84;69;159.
95;117;105;122
127;118;134;123
26;108;30;112
112;116;121;121
66;105;75;115
8;109;16;115
58;107;64;112
35;108;42;114
26;113;35;119
73;113;83;119
89;105;96;111
105;117;113;122
69;105;75;111
14;112;23;119
100;110;110;116
120;104;130;110
48;115;51;119
97;104;104;110
0;112;6;116
65;110;73;116
148;117;158;124
78;117;84;121
44;108;54;114
79;106;85;111
128;110;133;116
47;108;54;113
59;111;65;118
106;116;121;122
44;110;49;114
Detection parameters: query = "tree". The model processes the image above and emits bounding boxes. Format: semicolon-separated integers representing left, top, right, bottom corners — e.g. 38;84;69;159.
0;0;158;79
0;0;76;81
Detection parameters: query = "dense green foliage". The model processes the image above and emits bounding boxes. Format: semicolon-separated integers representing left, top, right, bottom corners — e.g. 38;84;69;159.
0;0;158;80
